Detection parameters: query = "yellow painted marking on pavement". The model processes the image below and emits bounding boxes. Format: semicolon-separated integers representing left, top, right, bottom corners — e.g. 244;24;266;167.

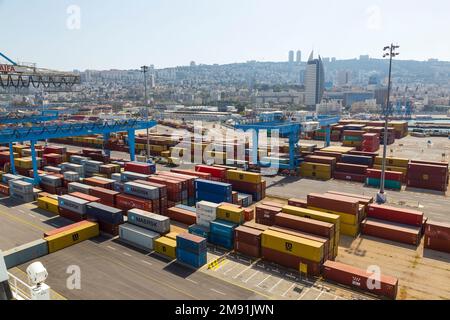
0;208;48;233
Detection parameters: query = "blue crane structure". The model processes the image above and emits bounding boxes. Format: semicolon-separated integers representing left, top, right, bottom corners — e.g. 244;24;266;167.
0;119;157;184
235;115;340;171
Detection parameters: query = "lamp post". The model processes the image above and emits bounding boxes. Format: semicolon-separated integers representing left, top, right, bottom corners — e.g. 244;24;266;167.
377;44;399;204
141;65;150;161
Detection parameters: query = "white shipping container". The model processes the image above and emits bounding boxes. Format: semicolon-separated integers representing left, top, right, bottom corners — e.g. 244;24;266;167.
68;182;92;194
119;223;160;252
41;175;62;187
124;182;159;200
43;166;62;174
64;171;80;182
127;209;170;233
111;173;122;182
9;180;33;194
10;192;35;203
70;155;90;165
58;195;90;214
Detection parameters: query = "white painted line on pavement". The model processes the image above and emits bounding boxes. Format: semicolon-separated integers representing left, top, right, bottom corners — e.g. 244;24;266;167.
211;288;226;296
257;275;271;288
297;288;310;300
268;278;284;293
107;246;117;251
123;252;132;257
233;264;255;279
315;290;324;300
242;271;259;284
141;260;153;266
186;279;198;285
282;283;296;297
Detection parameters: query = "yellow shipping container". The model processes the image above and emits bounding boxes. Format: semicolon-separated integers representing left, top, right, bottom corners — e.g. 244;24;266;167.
373;164;408;175
217;205;244;224
161;151;171;158
342;140;362;147
165;232;179;240
308;206;358;225
340;223;360;237
374;156;409;168
261;229;324;263
300;169;331;181
44;222;99;253
300;162;331;173
37;197;59;215
154;237;177;259
282;205;340;256
226;170;262;184
13;145;27;154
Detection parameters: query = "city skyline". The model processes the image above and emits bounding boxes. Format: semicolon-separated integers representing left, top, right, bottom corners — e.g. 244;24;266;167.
1;0;450;71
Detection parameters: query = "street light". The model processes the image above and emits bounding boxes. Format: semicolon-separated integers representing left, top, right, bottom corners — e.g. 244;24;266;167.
141;65;150;161
377;44;400;204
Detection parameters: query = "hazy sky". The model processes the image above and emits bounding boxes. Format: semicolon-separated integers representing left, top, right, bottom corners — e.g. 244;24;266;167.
1;0;449;71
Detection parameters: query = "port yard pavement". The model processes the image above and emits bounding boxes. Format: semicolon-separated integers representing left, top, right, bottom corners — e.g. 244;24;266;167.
17;238;265;300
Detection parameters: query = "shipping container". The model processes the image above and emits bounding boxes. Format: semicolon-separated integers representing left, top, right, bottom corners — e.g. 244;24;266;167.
68;182;92;194
45;221;99;253
307;193;359;215
188;224;210;239
59;208;86;222
154;237;177;259
176;248;207;269
125;162;156;175
234;226;263;247
361;218;421;246
367;204;423;227
44;221;92;237
2;239;49;269
116;193;153;212
333;171;367;183
58;195;90;215
261;229;324;263
119;223;160;251
226;170;262;184
176;233;207;255
167;207;197;225
424;234;450;253
124;182;159;200
69;192;100;203
89;187;119;207
261;247;321;276
195;165;227;179
217;205;245;225
424;221;450;240
322;260;398;299
86;202;124;225
37;197;59;215
275;213;335;239
127;209;170;234
234;241;261;258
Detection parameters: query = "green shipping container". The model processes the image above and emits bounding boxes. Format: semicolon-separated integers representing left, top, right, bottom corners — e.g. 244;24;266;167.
343;136;363;142
366;178;401;190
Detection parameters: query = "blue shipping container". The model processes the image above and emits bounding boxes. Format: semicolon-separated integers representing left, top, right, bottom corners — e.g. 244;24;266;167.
195;179;232;194
341;155;373;166
196;190;232;204
86;202;124;225
210;220;237;238
209;233;234;250
176;234;207;255
188;224;210;239
176;248;207;269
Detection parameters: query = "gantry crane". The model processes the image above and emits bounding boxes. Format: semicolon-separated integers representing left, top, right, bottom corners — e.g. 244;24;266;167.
0;51;80;91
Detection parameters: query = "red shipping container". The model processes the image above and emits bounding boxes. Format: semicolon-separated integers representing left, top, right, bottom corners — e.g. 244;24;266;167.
244;208;254;222
333;171;366;183
82;148;101;156
313;151;342;161
166;207;196;225
275;213;335;239
424;234;450;253
307;193;360;215
335;163;368;175
135;180;167;197
59;208;86;222
69;192;101;203
89;187;119;207
424;221;450;240
124;162;154;175
234;241;261;258
234;226;263;246
407;171;447;184
88;218;120;236
361;218;421;246
326;191;374;205
232;191;239;204
83;178;113;190
367;204;423;227
304;155;336;167
228;180;262;193
322;260;398;300
287;199;308;208
195;165;227;179
44;221;92;237
410;159;449;168
261;247;321;276
147;176;182;193
255;205;282;226
367;169;403;182
408;163;448;176
44;146;66;155
116;194;153;213
43;153;63;165
407;179;447;192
